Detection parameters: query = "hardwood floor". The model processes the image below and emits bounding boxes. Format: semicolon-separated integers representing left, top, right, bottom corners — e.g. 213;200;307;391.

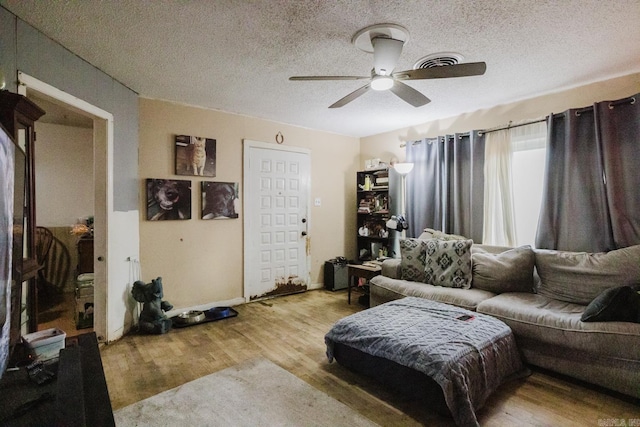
100;289;640;426
38;291;94;338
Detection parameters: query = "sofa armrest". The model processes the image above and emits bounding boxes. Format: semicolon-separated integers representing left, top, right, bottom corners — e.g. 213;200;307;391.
381;258;402;279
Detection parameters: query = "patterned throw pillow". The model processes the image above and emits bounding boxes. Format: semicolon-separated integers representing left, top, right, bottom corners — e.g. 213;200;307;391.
400;238;428;282
424;239;473;289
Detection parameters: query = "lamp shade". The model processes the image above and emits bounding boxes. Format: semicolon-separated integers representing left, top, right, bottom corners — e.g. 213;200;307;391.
394;162;414;175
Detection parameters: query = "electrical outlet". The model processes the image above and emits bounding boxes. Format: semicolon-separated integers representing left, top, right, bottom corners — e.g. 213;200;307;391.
314;197;321;207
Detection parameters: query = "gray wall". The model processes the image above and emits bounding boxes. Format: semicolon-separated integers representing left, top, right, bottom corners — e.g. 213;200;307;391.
0;7;138;211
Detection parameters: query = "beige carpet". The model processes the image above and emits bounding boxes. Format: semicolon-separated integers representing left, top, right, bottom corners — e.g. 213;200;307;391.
114;357;379;426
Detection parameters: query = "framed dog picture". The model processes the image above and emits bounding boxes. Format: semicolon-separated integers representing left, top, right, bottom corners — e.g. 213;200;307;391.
175;134;216;177
146;179;192;220
201;182;239;219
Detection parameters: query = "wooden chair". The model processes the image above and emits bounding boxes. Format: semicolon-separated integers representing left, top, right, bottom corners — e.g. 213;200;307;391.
35;226;71;296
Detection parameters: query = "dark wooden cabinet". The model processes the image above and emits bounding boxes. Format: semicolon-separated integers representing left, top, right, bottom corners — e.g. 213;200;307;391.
356;169;391;261
0;90;45;347
77;237;94;274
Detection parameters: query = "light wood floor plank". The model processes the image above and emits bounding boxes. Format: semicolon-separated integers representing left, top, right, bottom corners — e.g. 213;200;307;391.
100;289;640;425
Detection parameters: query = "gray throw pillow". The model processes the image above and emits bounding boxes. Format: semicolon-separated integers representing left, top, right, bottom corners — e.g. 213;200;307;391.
472;246;535;293
400;238;428;282
535;245;640;305
581;286;640;323
424;239;473;289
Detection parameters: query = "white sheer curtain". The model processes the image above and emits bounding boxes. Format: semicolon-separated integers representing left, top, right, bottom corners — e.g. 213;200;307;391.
510;121;547;246
483;129;516;246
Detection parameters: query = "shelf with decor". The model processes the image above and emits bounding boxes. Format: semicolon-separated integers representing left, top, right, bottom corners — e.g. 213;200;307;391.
356;169;390;261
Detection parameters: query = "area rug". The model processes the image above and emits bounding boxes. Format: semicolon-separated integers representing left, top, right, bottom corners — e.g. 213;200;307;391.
114;357;379;426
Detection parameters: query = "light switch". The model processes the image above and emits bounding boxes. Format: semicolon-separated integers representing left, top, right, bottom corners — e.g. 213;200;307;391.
314;197;321;207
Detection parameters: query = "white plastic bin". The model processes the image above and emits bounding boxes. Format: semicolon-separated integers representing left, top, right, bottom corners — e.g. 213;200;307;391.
22;328;66;362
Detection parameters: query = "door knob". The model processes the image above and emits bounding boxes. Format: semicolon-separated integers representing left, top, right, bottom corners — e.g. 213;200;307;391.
301;231;307;236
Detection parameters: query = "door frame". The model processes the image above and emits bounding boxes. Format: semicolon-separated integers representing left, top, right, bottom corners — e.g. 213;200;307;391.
18;72;113;342
242;139;311;302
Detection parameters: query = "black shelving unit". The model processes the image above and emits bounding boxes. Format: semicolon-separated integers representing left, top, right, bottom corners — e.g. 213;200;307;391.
356;169;391;261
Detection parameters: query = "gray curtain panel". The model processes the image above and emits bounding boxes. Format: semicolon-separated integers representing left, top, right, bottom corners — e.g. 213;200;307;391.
536;93;640;252
406;132;485;242
406;137;441;238
596;97;640;249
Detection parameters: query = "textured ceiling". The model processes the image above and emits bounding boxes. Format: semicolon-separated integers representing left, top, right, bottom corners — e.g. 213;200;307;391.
2;0;640;137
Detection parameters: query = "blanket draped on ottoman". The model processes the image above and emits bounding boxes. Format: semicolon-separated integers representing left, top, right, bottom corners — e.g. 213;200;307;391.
325;297;525;427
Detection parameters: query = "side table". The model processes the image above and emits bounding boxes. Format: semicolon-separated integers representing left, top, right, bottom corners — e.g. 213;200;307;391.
347;264;382;305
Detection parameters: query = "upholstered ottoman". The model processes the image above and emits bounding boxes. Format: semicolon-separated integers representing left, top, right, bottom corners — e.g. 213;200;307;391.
325;297;526;427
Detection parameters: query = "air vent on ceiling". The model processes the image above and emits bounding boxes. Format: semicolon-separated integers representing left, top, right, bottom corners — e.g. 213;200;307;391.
413;52;464;69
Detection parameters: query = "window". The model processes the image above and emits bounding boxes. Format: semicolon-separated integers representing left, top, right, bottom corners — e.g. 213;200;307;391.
510;122;547;247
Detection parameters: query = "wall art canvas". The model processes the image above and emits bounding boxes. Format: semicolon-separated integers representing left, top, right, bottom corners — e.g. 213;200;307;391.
175;135;216;177
146;179;192;220
201;182;239;219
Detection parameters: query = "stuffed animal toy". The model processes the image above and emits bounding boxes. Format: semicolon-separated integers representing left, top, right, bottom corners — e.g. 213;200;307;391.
132;277;173;334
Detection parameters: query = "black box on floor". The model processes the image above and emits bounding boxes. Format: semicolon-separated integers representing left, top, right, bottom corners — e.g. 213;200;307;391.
324;259;348;291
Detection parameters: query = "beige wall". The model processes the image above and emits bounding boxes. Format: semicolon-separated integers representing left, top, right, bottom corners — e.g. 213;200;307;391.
139;99;359;310
34;122;94;227
140;72;638;310
360;72;640;163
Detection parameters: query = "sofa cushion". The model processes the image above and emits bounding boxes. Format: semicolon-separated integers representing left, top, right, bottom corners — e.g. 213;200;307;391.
399;238;428;282
477;292;640;360
472;245;535;294
381;258;402;280
419;228;468;241
369;275;496;311
535;245;640;305
471;243;513;255
581;286;640;323
424;239;473;289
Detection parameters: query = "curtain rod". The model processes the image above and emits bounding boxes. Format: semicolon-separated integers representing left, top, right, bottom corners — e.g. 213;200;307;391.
575;96;636;116
399;95;636;147
478;117;546;135
399;117;545;147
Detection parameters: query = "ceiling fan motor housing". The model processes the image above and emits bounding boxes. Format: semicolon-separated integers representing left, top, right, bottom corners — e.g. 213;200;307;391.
372;37;404;76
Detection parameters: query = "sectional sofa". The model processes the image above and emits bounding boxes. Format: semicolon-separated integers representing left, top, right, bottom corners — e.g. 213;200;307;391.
369;230;640;398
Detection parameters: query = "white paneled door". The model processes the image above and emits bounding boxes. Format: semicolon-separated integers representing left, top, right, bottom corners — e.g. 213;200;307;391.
243;140;310;301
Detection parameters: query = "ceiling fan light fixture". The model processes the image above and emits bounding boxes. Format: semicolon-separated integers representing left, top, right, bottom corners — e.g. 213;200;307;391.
371;75;394;91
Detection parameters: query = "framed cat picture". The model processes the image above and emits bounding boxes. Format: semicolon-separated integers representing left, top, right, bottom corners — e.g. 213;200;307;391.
174;134;216;177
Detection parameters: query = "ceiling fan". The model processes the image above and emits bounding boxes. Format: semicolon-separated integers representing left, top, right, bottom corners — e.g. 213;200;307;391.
289;24;487;108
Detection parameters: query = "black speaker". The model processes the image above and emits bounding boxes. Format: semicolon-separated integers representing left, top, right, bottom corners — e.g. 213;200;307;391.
324;259;348;291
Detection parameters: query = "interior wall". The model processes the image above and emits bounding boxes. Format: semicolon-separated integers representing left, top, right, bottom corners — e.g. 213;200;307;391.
360;72;640;164
139;98;359;310
0;7;140;341
9;14;139;212
34;122;94;227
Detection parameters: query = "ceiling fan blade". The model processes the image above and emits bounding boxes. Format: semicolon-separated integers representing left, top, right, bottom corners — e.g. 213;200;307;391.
394;62;487;80
329;84;371;108
389;81;431;107
289;76;369;81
